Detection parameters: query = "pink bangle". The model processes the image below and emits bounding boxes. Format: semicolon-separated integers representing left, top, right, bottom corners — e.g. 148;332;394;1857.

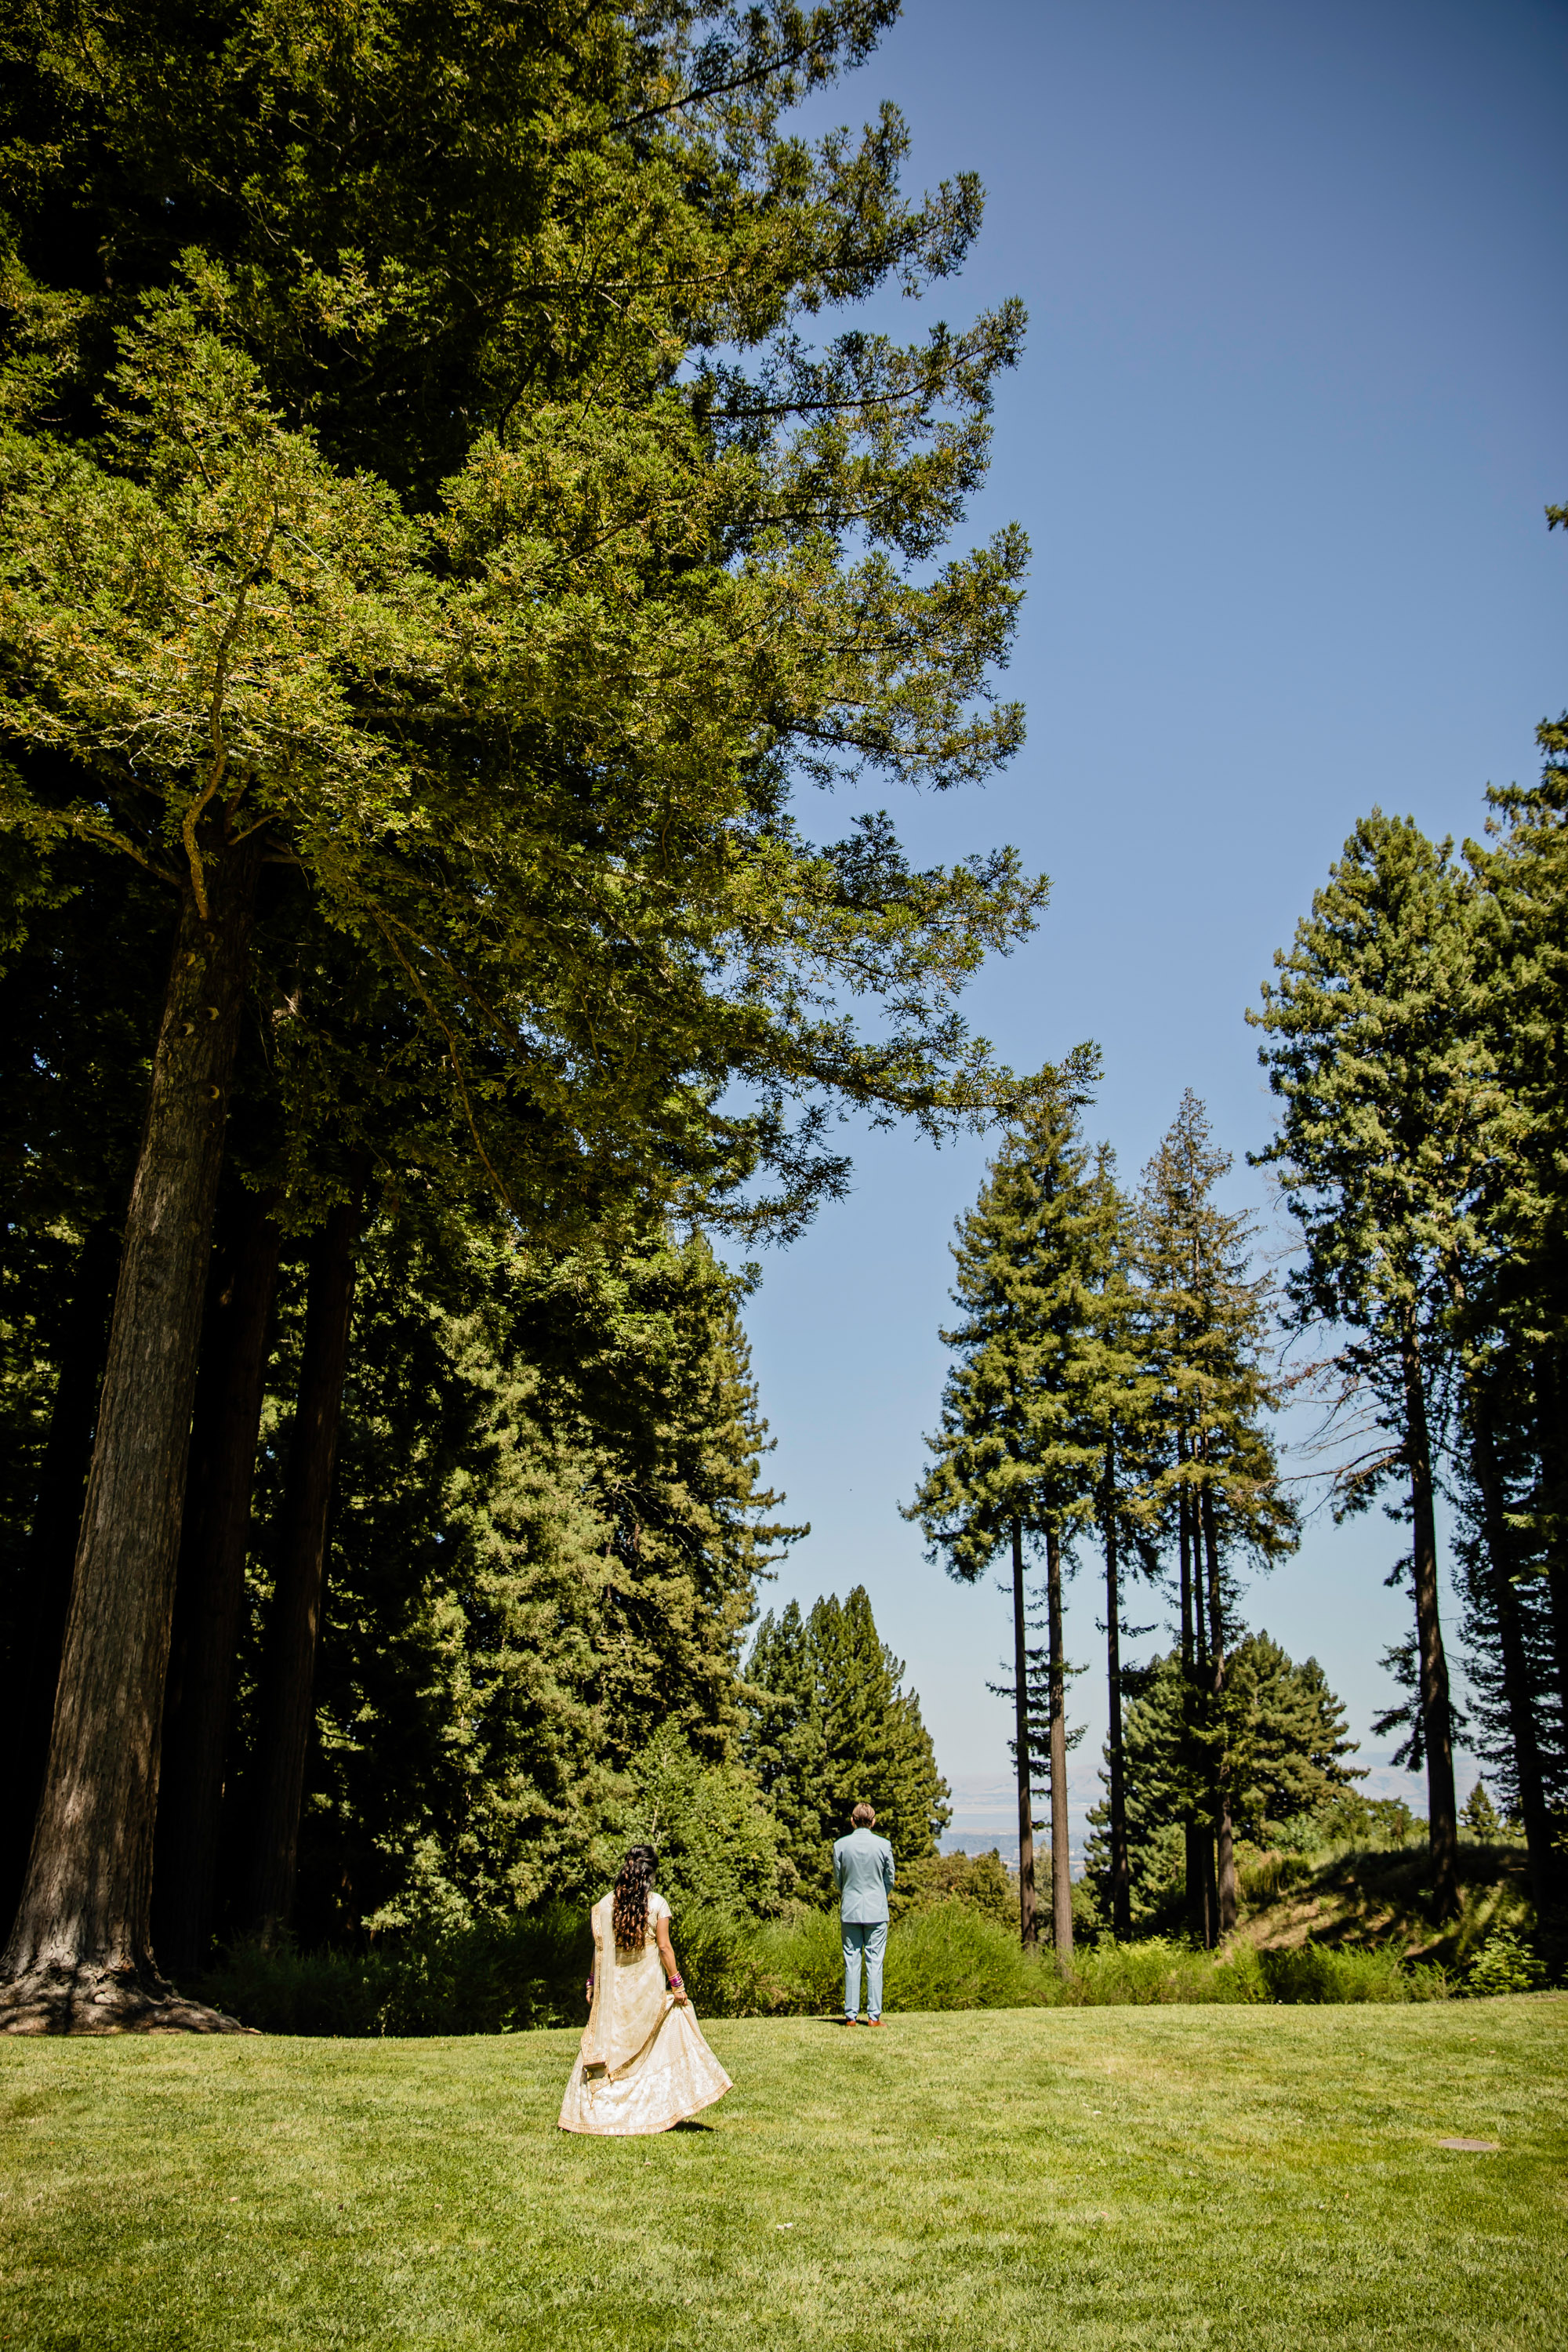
668;1972;684;1988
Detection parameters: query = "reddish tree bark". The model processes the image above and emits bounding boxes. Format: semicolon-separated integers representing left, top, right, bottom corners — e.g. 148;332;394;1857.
152;1184;283;1976
0;833;260;2032
243;1180;365;1944
0;1221;122;1926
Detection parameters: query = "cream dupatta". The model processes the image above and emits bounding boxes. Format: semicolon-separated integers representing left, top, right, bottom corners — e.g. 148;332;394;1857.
557;1892;732;2136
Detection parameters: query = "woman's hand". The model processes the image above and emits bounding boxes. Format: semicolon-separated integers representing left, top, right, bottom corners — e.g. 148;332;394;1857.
655;1914;689;2004
585;1976;593;2009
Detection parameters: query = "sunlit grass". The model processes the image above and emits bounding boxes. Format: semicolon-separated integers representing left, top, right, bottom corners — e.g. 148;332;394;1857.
2;1998;1562;2349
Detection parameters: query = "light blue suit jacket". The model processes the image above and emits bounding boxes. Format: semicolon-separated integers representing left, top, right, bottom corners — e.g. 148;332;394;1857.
833;1826;896;1922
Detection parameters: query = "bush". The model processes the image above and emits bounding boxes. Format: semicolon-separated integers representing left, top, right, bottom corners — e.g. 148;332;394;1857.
199;1904;1454;2034
1058;1937;1265;2007
753;1900;1044;2013
1237;1849;1315;1905
1465;1926;1547;1998
1255;1938;1448;2004
200;1907;593;2036
1271;1794;1421;1853
622;1726;793;1919
892;1848;1016;1925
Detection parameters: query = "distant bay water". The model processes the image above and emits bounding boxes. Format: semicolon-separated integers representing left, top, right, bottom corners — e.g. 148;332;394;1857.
938;1758;1432;1878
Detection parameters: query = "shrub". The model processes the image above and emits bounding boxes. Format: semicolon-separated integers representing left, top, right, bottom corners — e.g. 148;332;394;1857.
199;1904;1453;2034
200;1907;593;2036
1255;1938;1448;2003
753;1900;1044;2013
1465;1926;1546;1998
1057;1937;1265;2007
892;1848;1016;1925
621;1726;794;1918
1237;1849;1314;1906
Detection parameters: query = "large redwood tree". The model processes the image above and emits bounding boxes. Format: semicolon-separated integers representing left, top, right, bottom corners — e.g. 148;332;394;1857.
0;1;1041;2024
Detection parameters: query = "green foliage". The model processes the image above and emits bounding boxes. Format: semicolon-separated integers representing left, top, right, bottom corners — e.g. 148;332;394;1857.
1062;1936;1267;2006
1250;815;1501;1419
759;1900;1051;2013
1134;1092;1298;1602
907;1047;1109;1577
229;1213;793;1945
1236;1849;1316;1905
1085;1635;1361;1922
1464;1926;1547;1998
1269;1791;1422;1852
1461;1780;1503;1838
1255;1940;1450;2004
621;1724;791;1919
1250;813;1497;1810
892;1846;1016;1925
743;1586;950;1904
199;1901;1460;2032
199;1907;593;2037
0;0;1046;1245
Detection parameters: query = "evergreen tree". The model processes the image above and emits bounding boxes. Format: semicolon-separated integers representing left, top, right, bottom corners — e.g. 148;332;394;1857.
906;1052;1103;1951
1085;1633;1360;1923
205;1208;797;1948
744;1585;949;1906
1459;1780;1504;1840
620;1723;791;1922
1071;1151;1163;1940
1250;812;1501;1919
0;1;1041;2022
1457;695;1568;1909
746;1599;833;1898
1135;1093;1297;1940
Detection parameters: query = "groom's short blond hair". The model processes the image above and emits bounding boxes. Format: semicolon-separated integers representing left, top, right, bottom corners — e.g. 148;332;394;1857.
851;1802;876;1827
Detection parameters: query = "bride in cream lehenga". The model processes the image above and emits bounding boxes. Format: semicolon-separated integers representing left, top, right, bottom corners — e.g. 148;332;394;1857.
557;1845;732;2136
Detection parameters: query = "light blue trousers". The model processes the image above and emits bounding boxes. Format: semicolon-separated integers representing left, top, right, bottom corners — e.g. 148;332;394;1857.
841;1919;888;2020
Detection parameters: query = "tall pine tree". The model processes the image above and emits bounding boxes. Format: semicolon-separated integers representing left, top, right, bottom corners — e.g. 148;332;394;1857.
744;1587;949;1907
906;1052;1103;1952
1136;1093;1297;1940
0;0;1040;2024
1250;814;1500;1919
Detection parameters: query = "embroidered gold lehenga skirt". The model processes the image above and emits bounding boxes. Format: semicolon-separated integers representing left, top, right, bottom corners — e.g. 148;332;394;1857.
557;1893;732;2137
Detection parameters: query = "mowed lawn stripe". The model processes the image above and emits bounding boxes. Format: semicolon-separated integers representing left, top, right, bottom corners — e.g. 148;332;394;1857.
1;2000;1562;2350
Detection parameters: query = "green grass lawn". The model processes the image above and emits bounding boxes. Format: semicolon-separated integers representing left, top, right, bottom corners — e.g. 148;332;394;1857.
2;1999;1563;2351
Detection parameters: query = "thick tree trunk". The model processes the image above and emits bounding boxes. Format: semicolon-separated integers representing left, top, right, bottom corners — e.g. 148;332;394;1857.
1466;1394;1555;1912
152;1185;282;1977
1104;1440;1131;1940
1200;1469;1238;1936
1011;1519;1037;1950
243;1182;364;1943
1045;1523;1073;1964
1400;1327;1459;1919
1;1220;122;1928
0;836;260;2032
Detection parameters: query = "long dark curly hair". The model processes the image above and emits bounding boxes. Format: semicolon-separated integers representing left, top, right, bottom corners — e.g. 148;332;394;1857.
611;1845;659;1951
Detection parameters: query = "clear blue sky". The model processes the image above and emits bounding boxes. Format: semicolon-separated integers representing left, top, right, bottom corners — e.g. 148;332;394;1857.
734;0;1568;1824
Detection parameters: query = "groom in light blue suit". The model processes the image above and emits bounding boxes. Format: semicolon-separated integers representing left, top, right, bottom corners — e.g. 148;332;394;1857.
833;1802;895;2025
